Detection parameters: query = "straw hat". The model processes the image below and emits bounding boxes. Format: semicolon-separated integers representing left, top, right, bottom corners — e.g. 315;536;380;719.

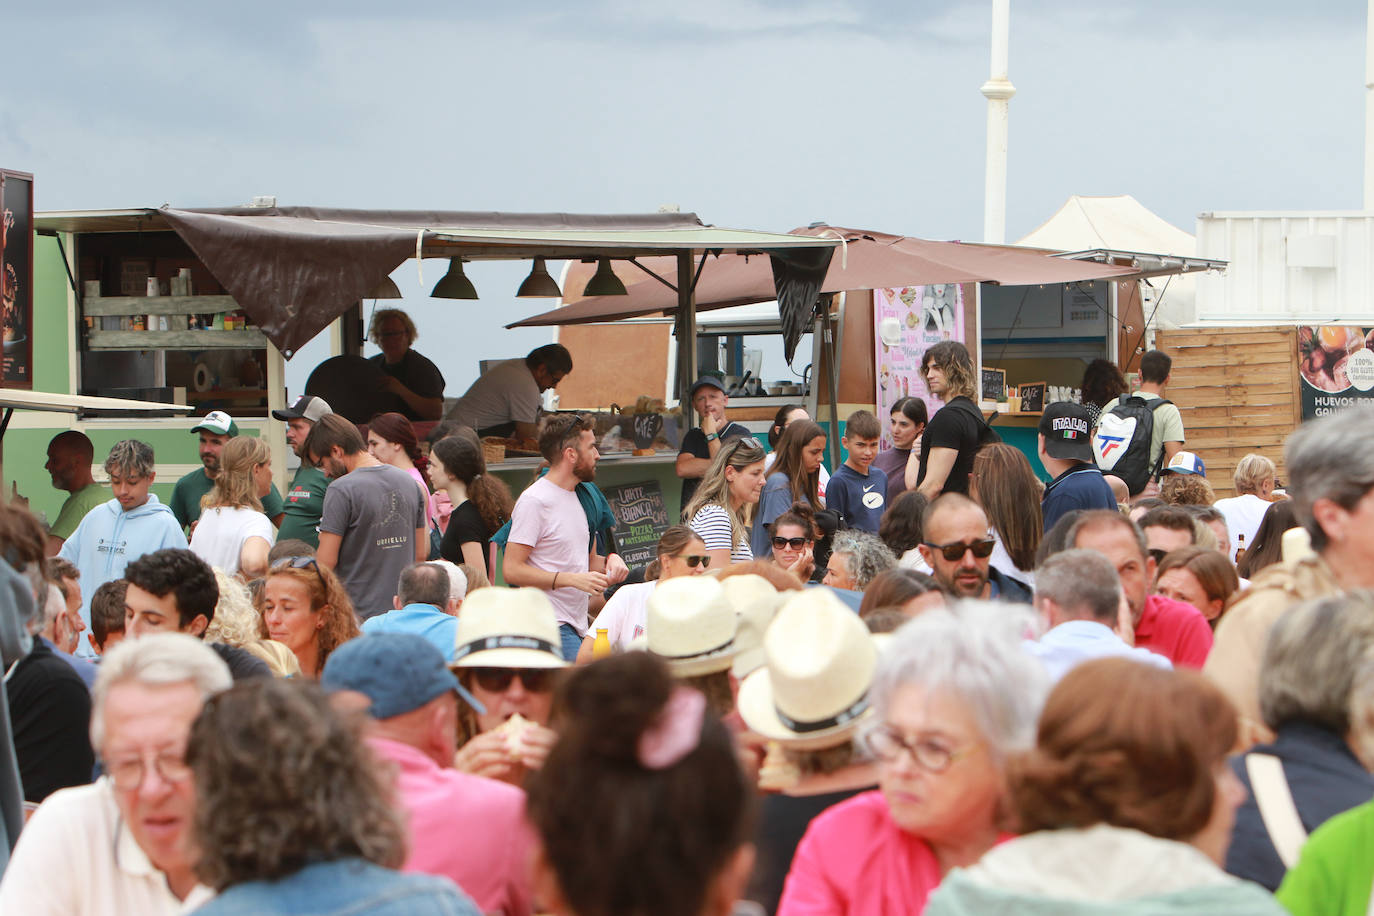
738;588;878;751
451;587;568;670
719;574;785;679
646;576;738;677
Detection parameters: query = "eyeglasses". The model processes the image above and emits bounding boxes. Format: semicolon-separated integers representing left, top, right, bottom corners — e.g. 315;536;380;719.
862;726;978;774
674;554;711;568
772;536;809;550
470;667;555;693
922;538;996;562
104;750;192;792
272;556;319;572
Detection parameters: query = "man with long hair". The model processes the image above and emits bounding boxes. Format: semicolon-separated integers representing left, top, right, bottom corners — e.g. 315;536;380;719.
911;342;995;498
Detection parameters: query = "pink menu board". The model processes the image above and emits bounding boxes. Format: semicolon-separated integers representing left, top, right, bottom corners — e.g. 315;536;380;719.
872;284;964;448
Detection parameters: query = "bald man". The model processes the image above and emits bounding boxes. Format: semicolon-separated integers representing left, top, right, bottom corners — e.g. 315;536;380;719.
44;431;108;556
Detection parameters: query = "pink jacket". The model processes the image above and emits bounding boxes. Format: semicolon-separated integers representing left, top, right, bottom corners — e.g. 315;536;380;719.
368;736;535;916
779;790;1008;916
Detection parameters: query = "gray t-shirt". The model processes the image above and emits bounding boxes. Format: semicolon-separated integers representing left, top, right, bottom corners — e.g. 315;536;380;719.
446;358;541;432
318;464;426;619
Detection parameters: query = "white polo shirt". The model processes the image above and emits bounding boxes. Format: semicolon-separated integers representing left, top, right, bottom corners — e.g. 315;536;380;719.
0;778;213;915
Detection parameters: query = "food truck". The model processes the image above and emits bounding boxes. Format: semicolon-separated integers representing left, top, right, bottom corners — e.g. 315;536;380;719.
12;204;839;542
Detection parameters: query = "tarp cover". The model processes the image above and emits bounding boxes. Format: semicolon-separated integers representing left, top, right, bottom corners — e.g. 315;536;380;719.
159;207;709;357
514;225;1137;329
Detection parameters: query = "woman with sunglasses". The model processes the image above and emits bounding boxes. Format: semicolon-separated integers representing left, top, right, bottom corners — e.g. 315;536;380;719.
753;420;827;558
452;587;567;785
769;502;820;583
260;557;360;679
576;525;710;662
684;436;768;568
779;604;1047;915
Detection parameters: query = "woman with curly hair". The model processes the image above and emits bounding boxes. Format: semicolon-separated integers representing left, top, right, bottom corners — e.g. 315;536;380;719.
260;557;359;679
767;501;821;583
205;569;299;677
926;658;1284;915
429;434;514;570
753;420;827;558
187;678;475;915
368;411;439;529
525;652;754;916
190;436;275;579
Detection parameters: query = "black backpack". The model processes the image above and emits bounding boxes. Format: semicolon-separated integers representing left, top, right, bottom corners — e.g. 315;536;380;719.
1092;396;1172;495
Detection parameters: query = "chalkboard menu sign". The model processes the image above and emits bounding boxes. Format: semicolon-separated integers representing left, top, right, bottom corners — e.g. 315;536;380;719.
980;367;1006;402
603;479;671;570
631;413;663;450
1019;381;1047;414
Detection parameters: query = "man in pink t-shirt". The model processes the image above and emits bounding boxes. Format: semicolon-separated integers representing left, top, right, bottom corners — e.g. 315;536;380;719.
505;415;627;660
321;633;536;916
1070;510;1213;668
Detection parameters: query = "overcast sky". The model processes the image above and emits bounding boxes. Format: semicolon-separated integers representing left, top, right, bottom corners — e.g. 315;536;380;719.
4;1;1367;395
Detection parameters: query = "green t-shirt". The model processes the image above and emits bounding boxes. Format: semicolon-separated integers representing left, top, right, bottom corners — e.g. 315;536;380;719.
170;468;284;532
49;482;110;540
1277;798;1374;916
276;466;330;548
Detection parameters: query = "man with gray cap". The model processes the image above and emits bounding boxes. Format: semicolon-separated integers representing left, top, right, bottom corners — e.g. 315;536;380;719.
1207;404;1374;748
321;633;535;916
272;395;334;547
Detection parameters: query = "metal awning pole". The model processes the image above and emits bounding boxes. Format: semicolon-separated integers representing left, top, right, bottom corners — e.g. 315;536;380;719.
822;296;841;472
676;252;697;428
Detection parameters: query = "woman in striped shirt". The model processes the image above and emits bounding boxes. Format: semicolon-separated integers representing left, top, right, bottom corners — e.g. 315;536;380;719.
683;437;767;568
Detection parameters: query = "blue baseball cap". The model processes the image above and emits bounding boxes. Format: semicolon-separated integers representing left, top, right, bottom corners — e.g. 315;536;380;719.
321;633;485;718
1164;451;1206;477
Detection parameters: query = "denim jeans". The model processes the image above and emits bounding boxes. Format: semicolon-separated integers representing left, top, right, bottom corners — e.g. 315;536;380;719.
558;623;583;662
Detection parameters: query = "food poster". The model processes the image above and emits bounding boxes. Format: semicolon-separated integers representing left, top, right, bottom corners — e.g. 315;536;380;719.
1299;325;1374;419
0;172;32;388
873;285;964;447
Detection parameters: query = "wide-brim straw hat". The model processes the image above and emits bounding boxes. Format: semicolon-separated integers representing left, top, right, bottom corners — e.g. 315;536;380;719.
738;588;878;751
451;587;568;670
720;574;786;679
646;576;738;677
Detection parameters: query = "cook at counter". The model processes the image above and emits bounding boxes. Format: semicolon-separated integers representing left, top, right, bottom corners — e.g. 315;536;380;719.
369;308;446;422
445;344;573;441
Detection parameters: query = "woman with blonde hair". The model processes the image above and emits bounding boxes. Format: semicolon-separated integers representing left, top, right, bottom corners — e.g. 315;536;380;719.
1214;453;1279;557
205;569;300;677
190;436;275;578
683;437;767;567
969;443;1040;589
260;557;360;679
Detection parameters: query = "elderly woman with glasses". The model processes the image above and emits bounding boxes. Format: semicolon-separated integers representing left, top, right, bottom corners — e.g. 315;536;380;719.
259;557;360;679
683;436;768;567
575;525;710;661
926;658;1284;915
778;603;1048;915
451;587;568;786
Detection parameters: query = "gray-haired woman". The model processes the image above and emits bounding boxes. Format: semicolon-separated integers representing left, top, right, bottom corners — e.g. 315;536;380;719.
1225;591;1374;891
777;602;1047;914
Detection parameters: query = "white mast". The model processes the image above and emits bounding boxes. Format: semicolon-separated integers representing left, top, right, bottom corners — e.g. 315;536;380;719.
981;0;1015;243
1366;0;1374;208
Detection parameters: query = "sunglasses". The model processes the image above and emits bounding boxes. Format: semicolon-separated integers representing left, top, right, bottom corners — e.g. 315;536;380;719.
674;554;711;568
923;538;996;562
470;667;555;693
271;556;319;572
726;435;762;453
772;536;810;550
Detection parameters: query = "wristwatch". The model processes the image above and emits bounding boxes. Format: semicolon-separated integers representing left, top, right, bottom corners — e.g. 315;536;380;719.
705;432;719;442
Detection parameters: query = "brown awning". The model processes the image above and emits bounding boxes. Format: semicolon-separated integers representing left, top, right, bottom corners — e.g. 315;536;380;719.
510;225;1138;328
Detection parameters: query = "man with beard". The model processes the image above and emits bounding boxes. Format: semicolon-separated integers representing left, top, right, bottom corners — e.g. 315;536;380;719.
168;411;283;534
305;414;427;620
917;493;1030;602
271;395;333;547
503;414;618;661
1070;509;1212;668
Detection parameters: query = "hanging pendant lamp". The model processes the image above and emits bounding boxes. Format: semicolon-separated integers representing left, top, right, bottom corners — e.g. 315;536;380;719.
582;258;628;296
516;258;562;298
431;258;479;299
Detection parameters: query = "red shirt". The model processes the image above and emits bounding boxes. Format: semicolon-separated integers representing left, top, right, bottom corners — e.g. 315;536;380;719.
1135;594;1213;669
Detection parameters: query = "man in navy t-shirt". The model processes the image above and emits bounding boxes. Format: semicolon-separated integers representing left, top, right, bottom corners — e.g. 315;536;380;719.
1039;401;1118;532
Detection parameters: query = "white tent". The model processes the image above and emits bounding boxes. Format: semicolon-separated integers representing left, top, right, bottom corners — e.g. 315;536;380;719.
1017;195;1198;328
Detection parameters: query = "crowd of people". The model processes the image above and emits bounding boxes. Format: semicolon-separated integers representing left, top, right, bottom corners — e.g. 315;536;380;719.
0;339;1369;916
